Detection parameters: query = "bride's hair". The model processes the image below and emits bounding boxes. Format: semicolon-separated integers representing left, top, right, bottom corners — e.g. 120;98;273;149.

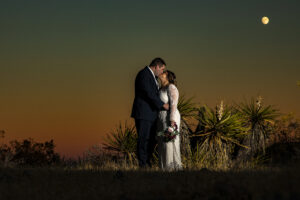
166;70;177;86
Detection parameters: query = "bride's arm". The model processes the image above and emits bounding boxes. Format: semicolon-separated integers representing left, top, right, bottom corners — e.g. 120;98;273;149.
168;84;179;126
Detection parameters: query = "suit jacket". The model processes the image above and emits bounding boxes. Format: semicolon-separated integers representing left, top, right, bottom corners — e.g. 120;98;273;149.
131;66;165;121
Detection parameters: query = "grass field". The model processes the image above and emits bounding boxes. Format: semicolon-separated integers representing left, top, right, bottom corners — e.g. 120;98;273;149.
0;165;299;200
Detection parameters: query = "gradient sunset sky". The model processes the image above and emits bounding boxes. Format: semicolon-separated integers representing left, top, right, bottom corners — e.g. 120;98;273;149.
0;0;299;157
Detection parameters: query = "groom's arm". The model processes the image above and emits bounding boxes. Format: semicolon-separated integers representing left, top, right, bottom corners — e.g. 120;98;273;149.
137;72;165;110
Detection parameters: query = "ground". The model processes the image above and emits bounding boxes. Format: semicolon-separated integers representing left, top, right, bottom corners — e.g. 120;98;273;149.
0;166;299;200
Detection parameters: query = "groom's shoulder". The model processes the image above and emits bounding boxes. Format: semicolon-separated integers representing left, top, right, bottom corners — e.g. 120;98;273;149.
137;66;149;77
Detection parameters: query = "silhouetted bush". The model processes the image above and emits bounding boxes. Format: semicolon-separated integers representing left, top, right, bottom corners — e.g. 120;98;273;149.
0;138;60;167
268;113;300;145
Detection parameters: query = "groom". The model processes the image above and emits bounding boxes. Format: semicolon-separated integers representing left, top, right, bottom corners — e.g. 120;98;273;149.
131;57;169;168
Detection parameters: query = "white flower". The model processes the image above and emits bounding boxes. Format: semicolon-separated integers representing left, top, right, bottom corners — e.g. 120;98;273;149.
168;127;174;132
256;96;263;109
216;100;224;121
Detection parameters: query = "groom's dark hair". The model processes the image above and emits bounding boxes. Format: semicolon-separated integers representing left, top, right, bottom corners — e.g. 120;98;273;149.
149;57;166;67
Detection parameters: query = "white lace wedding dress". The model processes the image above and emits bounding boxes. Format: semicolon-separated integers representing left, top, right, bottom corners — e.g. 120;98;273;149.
157;84;182;171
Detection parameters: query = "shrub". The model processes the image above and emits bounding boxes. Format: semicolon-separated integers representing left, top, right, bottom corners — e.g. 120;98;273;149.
0;138;60;167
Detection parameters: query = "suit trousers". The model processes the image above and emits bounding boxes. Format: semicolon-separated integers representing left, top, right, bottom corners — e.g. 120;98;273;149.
135;119;157;168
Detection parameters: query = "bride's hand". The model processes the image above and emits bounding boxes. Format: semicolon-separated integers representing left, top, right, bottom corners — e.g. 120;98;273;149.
171;121;176;127
163;103;169;110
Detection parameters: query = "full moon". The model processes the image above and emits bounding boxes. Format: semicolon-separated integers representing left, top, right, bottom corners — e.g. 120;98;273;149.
262;16;269;25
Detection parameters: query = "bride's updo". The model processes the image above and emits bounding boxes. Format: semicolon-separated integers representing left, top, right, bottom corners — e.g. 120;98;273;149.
166;70;177;86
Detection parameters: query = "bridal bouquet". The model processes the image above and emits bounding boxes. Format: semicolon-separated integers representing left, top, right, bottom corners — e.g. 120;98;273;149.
157;123;179;142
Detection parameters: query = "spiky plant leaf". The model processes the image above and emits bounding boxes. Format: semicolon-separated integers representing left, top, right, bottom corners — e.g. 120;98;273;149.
177;94;198;121
103;121;137;162
191;104;249;169
177;95;198;158
235;97;279;158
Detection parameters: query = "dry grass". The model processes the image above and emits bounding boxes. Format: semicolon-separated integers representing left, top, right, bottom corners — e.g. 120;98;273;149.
0;141;299;200
0;165;299;200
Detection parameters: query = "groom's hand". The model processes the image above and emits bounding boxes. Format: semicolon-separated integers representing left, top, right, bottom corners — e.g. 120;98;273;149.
163;103;169;110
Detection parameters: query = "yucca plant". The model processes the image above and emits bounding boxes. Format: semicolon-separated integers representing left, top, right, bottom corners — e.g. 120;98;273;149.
191;101;249;169
178;94;198;120
182;141;208;170
103;121;137;165
235;96;279;160
177;95;198;158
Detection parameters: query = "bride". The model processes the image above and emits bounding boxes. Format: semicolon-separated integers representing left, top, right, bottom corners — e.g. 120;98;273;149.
157;70;182;171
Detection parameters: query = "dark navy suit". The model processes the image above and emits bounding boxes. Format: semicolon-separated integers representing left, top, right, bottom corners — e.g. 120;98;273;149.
131;66;164;167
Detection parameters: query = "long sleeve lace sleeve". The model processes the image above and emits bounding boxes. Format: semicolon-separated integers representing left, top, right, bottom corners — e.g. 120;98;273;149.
168;84;179;122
